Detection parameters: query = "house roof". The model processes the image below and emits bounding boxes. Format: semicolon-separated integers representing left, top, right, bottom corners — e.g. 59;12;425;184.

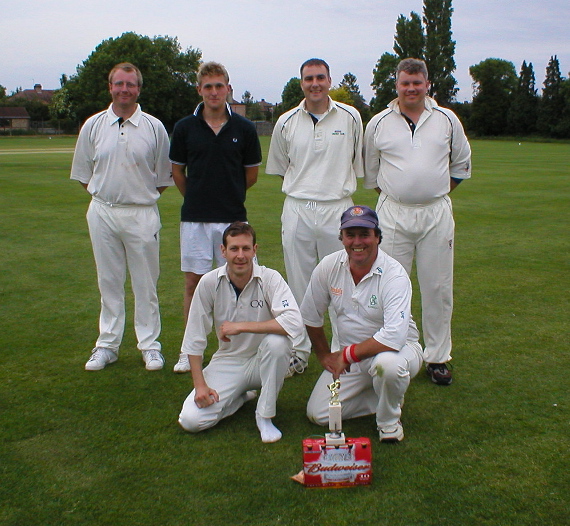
9;84;55;104
0;107;31;118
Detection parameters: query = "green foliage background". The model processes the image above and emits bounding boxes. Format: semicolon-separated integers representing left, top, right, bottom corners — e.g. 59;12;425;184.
0;136;569;525
63;32;202;131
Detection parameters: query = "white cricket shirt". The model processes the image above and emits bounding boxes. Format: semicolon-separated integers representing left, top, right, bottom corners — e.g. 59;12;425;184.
71;104;172;205
301;248;418;351
363;97;471;204
181;262;303;358
266;97;364;201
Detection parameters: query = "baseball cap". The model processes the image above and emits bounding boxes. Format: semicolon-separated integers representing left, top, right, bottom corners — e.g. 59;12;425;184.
340;205;379;230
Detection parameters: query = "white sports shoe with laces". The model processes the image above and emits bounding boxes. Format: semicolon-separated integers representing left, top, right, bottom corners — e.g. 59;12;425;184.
173;353;191;373
379;421;404;443
142;350;165;371
285;352;308;378
85;348;117;371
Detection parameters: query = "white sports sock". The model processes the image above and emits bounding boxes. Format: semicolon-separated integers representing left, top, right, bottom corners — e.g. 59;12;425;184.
243;390;258;402
255;412;282;443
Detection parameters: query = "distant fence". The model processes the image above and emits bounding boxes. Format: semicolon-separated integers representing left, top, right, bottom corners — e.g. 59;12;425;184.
4;120;275;137
253;121;274;136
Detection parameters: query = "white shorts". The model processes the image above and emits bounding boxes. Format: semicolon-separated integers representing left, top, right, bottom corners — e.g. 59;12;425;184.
180;222;230;274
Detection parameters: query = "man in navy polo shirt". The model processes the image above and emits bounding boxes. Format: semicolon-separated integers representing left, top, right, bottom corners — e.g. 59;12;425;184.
169;61;262;373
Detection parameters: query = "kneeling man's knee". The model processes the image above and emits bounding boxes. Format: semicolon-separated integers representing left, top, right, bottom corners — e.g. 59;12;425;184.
306;399;328;426
261;333;291;358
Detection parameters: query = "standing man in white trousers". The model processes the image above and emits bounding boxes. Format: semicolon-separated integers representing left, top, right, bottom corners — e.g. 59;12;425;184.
363;58;471;385
71;62;173;371
266;58;363;376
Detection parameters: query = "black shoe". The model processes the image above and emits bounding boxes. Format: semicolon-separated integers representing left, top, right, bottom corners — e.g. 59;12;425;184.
426;363;453;385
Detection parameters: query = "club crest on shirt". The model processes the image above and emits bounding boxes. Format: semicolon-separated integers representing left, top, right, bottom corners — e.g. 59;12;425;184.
330;287;343;296
368;295;379;308
331;129;345;136
282;299;289;307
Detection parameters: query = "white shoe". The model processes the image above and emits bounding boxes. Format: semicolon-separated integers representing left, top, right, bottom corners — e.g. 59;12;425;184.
85;348;117;371
379;421;404;442
173;353;191;373
285;352;308;378
243;390;258;402
142;350;165;371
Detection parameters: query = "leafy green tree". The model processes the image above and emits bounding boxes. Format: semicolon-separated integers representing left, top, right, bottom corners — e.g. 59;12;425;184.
371;0;458;113
49;87;77;132
370;52;399;115
507;61;538;135
394;12;425;59
556;77;570;138
339;73;370;121
65;32;201;131
0;85;6;101
469;58;517;135
49;88;74;120
276;77;304;115
537;55;565;137
423;0;457;105
241;91;264;121
241;90;254;106
329;86;353;105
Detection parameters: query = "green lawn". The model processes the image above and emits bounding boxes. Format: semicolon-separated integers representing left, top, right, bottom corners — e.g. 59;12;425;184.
0;136;569;525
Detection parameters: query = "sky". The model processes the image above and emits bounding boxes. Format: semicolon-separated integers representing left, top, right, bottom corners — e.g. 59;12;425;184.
1;0;568;105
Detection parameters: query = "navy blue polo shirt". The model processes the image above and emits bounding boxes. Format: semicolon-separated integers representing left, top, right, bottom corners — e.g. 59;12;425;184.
169;103;261;222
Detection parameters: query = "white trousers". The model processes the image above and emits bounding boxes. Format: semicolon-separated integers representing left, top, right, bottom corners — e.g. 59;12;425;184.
178;334;292;433
306;341;423;429
376;194;455;364
281;196;353;359
86;199;162;352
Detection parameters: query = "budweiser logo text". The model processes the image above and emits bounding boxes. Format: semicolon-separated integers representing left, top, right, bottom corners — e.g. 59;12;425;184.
306;462;371;473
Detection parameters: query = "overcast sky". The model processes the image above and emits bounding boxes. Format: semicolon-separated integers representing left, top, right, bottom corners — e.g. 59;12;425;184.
2;0;568;105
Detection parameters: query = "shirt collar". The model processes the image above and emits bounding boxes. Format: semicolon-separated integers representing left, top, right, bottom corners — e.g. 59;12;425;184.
107;103;142;126
389;96;437;115
217;261;262;286
300;96;336;115
193;101;233;118
340;248;386;278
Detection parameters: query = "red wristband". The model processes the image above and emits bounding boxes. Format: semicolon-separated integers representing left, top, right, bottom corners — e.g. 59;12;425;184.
343;344;360;364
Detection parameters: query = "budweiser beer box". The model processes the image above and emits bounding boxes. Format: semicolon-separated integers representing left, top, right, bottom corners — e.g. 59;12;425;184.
302;437;372;488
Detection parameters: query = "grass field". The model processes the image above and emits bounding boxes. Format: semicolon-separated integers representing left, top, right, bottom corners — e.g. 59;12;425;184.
1;135;569;525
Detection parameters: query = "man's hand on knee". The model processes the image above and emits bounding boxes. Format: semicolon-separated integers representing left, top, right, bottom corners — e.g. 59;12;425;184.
194;386;219;408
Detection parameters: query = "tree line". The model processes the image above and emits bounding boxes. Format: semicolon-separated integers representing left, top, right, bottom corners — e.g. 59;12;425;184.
1;1;568;138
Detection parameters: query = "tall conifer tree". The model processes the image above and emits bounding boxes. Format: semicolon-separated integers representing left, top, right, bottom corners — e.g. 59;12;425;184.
423;0;457;106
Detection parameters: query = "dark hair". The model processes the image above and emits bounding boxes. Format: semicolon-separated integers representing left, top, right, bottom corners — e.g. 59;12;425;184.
339;227;383;245
396;58;429;80
300;58;330;78
222;222;256;246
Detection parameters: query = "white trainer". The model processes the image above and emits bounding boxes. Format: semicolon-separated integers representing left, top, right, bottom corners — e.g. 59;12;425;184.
285;352;308;378
142;350;165;371
379;421;404;443
173;353;191;373
85;348;117;371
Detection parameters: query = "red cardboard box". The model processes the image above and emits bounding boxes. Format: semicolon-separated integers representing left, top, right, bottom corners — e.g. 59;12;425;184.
302;437;372;488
